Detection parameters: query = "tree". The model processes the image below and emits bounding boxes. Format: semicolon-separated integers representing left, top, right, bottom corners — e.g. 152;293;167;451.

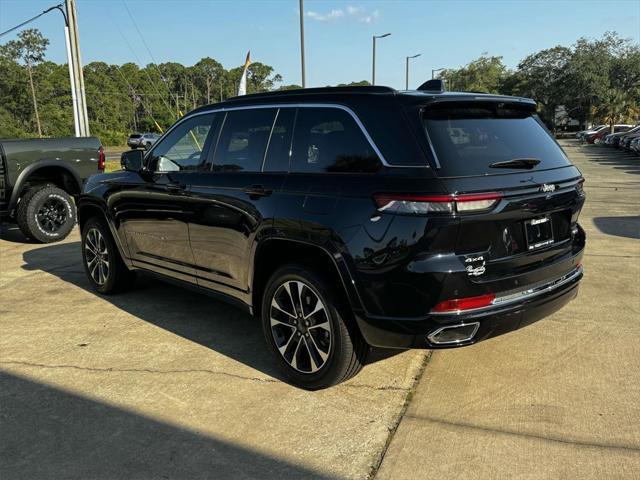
193;57;224;103
439;55;509;93
563;32;631;128
336;80;372;87
511;46;572;129
3;29;49;137
595;88;640;133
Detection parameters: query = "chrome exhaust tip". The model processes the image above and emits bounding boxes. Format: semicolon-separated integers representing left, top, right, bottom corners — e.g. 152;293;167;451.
427;322;480;345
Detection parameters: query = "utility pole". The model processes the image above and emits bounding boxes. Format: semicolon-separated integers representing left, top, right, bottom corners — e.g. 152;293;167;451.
299;0;306;87
372;33;391;86
65;0;90;136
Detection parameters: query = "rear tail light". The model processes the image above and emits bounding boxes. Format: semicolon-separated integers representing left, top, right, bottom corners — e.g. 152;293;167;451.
98;146;105;172
431;293;496;313
373;192;502;215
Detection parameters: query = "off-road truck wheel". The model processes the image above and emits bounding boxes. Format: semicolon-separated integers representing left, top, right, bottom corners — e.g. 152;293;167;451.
16;184;76;243
261;265;367;390
81;217;136;294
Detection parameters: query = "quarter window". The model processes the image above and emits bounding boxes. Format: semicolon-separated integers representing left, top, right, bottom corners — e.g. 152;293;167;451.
212;109;277;172
148;113;216;172
290;108;380;173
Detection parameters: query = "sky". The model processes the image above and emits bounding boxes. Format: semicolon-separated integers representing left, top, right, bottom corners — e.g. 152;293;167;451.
1;0;639;90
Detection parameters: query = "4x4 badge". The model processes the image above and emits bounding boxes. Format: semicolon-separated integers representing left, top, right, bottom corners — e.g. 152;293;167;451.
465;255;486;277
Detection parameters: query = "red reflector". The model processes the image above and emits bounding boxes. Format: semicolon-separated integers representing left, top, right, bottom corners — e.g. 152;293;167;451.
373;193;452;208
455;192;503;202
431;293;496;313
98;146;105;172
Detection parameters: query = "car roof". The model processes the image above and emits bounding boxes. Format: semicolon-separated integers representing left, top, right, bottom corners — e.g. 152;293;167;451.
189;85;536;115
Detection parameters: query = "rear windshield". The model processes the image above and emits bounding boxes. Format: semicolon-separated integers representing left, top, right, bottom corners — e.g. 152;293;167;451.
130;134;141;138
422;103;571;177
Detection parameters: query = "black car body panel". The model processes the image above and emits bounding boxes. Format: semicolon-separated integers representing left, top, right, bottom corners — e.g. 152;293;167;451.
78;86;585;350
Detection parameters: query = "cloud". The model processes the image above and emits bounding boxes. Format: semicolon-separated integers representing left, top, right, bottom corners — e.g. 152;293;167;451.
346;6;380;24
306;5;380;23
307;9;345;21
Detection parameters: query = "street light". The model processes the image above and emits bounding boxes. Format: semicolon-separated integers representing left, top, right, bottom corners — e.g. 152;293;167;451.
405;53;421;90
372;33;391;86
299;0;306;87
432;67;445;79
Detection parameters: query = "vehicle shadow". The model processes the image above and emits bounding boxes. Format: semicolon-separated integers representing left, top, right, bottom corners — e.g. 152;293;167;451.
21;242;400;383
580;146;640;175
0;223;35;244
593;216;640;240
0;371;330;480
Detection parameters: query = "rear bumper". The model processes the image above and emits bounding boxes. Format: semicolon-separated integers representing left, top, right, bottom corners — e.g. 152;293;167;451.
355;265;583;349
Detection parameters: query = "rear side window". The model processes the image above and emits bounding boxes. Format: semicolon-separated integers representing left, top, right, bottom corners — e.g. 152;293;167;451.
423;103;571;177
291;107;380;173
213;109;276;172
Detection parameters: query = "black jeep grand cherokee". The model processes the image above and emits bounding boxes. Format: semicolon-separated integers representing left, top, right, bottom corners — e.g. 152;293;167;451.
78;84;585;389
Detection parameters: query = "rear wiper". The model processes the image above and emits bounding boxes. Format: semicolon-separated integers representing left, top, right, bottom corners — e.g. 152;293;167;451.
489;158;541;169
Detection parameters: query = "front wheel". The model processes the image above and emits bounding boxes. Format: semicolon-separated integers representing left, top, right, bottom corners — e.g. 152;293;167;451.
81;217;136;294
261;265;367;390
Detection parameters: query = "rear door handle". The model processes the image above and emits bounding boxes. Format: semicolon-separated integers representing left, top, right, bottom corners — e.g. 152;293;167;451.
243;185;272;197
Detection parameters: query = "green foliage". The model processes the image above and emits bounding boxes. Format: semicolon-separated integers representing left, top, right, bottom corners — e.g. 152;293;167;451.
0;29;283;145
439;55;508;94
438;33;640;129
2;29;637;143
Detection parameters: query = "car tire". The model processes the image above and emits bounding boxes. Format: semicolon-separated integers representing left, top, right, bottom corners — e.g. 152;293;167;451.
16;184;76;243
81;217;136;294
261;265;367;390
144;142;152;150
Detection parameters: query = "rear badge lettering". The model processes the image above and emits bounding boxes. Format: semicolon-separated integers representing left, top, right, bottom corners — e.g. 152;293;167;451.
465;255;486;277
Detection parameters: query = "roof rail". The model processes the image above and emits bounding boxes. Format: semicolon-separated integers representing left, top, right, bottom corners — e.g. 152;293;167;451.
227;85;396;102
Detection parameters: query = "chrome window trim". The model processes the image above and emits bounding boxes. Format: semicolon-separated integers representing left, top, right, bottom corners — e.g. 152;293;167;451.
430;265;583;316
421;122;442;169
147;103;431;169
261;108;281;172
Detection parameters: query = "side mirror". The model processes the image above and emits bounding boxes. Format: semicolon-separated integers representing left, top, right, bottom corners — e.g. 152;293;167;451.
121;149;144;172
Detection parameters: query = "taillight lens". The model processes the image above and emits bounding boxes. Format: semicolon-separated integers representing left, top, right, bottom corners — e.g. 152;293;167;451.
431;293;496;313
373;192;502;215
98;146;105;172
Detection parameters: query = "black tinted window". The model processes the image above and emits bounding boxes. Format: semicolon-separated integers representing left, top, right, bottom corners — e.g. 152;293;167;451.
291;108;380;173
213;109;276;172
148;113;216;172
423;103;571;177
263;108;295;172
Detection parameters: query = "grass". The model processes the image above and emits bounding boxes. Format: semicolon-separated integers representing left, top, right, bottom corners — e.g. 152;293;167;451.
104;160;121;173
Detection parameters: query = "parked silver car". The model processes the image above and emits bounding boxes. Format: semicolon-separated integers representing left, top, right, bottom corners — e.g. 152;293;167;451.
127;132;160;150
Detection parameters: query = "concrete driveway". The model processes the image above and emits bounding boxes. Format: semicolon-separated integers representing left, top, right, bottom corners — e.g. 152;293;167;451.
376;141;640;479
1;140;638;479
0;227;426;479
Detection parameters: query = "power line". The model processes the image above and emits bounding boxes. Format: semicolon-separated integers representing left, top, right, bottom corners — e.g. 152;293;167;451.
0;3;64;39
107;9;176;117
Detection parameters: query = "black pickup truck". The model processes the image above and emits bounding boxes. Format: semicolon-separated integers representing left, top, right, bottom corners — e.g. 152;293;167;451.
0;137;104;242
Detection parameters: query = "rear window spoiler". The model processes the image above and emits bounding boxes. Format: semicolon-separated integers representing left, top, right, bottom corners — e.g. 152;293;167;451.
423;95;537;110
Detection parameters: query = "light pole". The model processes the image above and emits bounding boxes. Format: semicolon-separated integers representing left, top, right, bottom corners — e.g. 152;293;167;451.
405;53;421;90
432;67;445;79
299;0;306;87
372;33;391;85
